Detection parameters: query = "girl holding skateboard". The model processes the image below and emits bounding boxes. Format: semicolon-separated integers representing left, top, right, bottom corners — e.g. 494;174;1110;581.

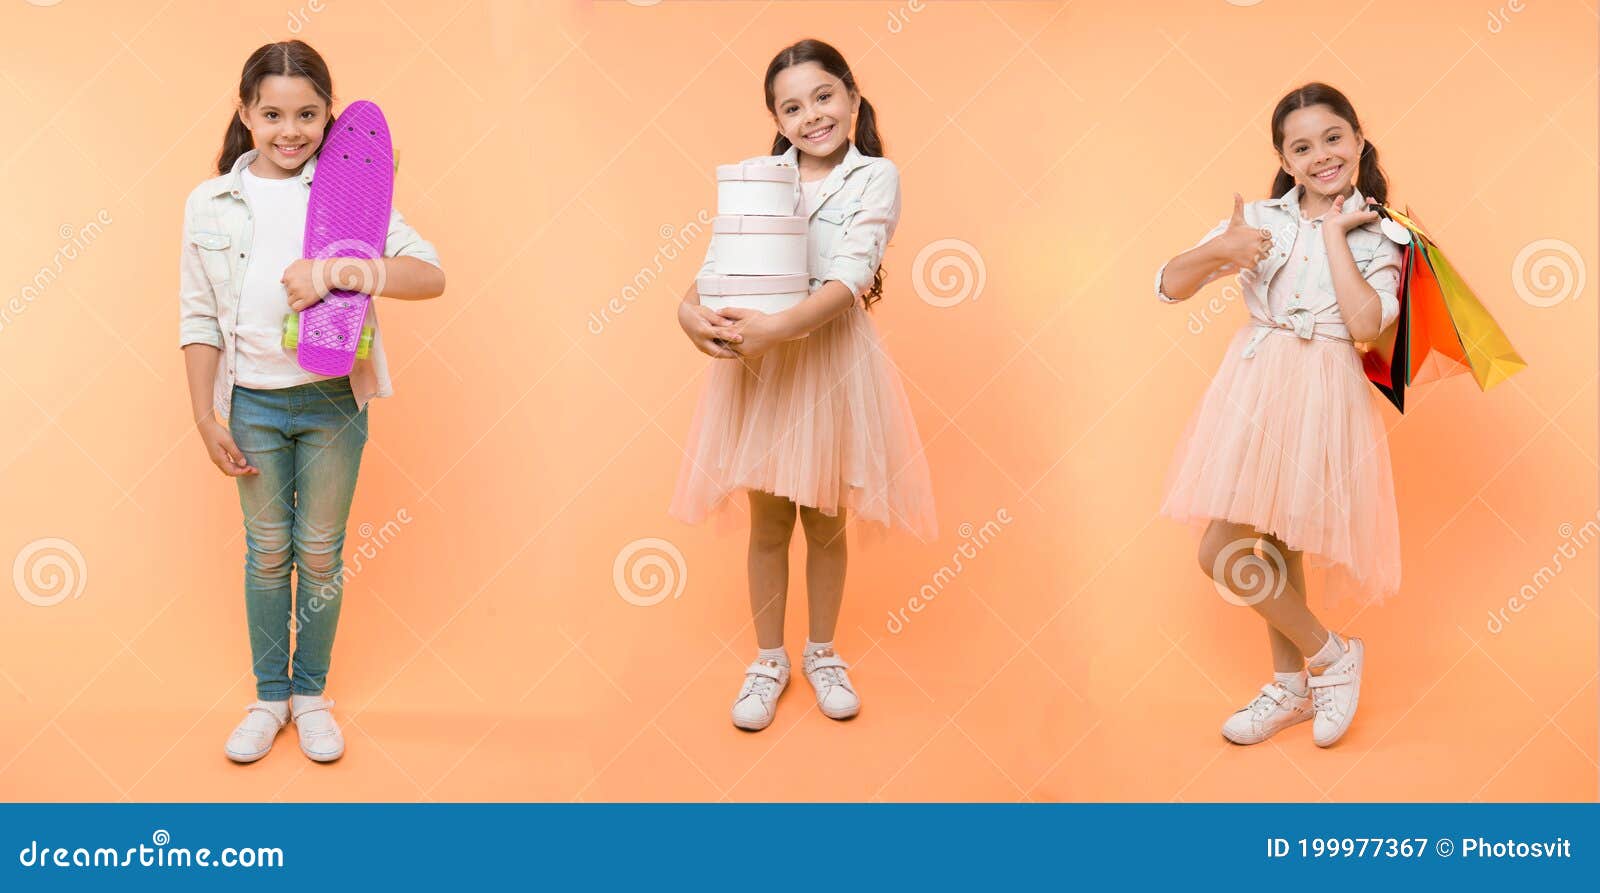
672;39;937;731
179;40;445;763
1155;83;1404;748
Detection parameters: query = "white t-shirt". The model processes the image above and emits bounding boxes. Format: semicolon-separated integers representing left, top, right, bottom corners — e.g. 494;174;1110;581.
798;177;824;217
236;167;327;389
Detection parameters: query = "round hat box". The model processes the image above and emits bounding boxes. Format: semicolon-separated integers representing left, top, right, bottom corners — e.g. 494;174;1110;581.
716;162;798;217
696;272;810;315
710;215;807;276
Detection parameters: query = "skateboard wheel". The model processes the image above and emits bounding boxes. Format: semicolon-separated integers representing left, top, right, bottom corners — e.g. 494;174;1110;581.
356;324;374;360
282;314;300;350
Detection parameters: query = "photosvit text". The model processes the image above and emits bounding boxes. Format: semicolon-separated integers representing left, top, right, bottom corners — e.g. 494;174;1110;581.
1265;836;1572;859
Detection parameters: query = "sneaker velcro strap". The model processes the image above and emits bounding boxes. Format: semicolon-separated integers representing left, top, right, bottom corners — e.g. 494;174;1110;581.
291;699;335;719
1308;673;1350;688
245;703;288;725
809;655;849;671
745;661;783;680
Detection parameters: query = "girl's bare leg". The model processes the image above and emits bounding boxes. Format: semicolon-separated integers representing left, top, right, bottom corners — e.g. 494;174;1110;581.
1198;520;1330;659
1265;541;1309;673
798;505;848;643
747;490;798;650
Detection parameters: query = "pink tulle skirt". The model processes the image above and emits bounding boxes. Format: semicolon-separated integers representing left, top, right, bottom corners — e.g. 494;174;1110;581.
670;305;937;542
1161;325;1401;602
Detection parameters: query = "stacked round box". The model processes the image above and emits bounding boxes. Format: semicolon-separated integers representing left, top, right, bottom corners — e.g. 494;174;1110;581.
697;161;809;314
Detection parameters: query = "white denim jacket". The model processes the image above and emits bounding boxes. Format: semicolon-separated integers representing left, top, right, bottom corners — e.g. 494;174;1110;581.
179;148;441;421
1156;184;1402;358
697;140;899;300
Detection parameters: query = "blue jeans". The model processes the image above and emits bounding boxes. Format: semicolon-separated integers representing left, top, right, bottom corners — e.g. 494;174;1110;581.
229;378;368;700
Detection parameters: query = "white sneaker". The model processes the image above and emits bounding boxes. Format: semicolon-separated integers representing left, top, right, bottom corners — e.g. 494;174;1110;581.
290;694;345;762
802;650;860;720
224;700;290;763
731;660;789;731
1309;637;1365;747
1221;682;1313;745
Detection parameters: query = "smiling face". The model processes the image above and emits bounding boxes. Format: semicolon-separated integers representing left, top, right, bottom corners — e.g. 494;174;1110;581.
769;61;859;162
1277;103;1365;203
237;74;328;178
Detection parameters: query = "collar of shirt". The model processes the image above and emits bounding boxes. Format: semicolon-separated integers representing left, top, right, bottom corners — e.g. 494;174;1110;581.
776;140;871;212
207;148;317;199
1259;182;1371;223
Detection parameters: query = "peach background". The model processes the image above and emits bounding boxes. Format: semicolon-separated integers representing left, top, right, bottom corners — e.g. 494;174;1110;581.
0;0;1593;802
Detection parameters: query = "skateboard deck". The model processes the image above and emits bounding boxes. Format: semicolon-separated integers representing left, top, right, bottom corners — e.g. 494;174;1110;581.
294;100;394;376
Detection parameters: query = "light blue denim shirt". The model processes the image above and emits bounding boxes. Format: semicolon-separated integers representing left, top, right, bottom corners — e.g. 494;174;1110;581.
697;140;900;300
179;148;441;420
1156;184;1403;357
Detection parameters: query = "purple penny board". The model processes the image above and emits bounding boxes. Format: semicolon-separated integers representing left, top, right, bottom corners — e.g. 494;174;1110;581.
296;100;394;376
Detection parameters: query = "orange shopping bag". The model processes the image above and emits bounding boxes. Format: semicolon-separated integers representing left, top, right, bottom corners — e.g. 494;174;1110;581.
1361;206;1526;413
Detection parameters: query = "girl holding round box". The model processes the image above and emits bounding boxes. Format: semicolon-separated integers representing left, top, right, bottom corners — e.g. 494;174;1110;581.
672;39;936;732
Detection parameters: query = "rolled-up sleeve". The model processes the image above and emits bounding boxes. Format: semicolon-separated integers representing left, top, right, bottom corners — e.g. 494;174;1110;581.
820;160;900;297
384;206;441;267
178;195;223;349
1155;217;1230;303
1362;234;1404;333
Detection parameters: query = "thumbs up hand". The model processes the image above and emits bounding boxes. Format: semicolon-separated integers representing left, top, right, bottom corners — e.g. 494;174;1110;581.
1213;193;1275;274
